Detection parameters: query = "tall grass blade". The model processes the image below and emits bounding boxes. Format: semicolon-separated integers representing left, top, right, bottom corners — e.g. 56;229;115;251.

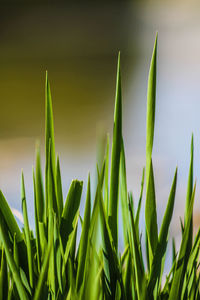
56;155;64;222
21;171;34;289
109;52;122;249
76;175;91;292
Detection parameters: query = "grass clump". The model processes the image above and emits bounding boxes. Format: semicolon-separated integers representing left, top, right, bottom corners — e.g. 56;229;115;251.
0;35;200;300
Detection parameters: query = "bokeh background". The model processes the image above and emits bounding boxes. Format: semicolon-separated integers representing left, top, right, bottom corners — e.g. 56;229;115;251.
1;0;200;265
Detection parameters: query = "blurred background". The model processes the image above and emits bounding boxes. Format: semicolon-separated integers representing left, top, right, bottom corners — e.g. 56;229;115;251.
1;0;200;266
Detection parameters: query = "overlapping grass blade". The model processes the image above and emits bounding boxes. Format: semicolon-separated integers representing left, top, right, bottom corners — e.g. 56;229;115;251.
21;172;34;289
56;155;64;222
76;174;91;292
109;52;122;250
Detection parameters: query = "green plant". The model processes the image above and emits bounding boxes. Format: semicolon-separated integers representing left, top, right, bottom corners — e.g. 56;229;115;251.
0;35;200;300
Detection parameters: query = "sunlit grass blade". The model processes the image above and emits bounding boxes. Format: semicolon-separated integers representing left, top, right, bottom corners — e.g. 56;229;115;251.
145;160;158;267
21;171;34;289
148;168;177;295
109;52;122;250
76;174;91;292
169;182;196;300
60;180;83;249
0;215;29;300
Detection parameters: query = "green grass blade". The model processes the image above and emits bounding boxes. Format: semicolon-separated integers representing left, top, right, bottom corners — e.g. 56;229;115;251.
135;167;145;240
145;160;158;267
35;144;44;223
120;138;129;246
148;168;177;294
21;172;34;289
0;215;29;300
60;180;83;249
146;33;157;183
109;52;122;249
185;134;194;253
104;134;109;215
33;231;54;300
56;155;64;221
0;191;23;242
33;169;41;273
0;248;8;300
76;174;91;292
169;182;196;300
45;72;56;221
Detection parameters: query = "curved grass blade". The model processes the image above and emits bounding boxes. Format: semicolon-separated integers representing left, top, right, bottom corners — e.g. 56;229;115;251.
35;144;44;223
109;52;122;250
104;134;109;215
135;167;145;240
0;248;8;300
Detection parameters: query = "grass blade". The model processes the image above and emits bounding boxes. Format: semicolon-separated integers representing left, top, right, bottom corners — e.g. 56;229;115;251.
109;52;122;249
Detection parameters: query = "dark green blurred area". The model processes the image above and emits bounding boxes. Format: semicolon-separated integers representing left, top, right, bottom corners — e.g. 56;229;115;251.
0;2;138;152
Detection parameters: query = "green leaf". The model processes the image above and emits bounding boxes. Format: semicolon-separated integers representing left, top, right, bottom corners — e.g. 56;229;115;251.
76;175;91;292
35;144;44;223
0;248;8;300
109;52;122;249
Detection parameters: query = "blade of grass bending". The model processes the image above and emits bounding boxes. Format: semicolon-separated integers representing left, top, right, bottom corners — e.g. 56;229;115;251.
0;191;22;242
60;180;83;249
33;169;41;273
169;182;196;300
185;134;194;253
76;174;91;292
120;138;129;246
145;160;158;268
33;230;54;300
56;155;63;222
54;213;62;294
0;215;29;300
45;72;56;221
109;52;122;250
21;172;34;289
148;168;177;295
